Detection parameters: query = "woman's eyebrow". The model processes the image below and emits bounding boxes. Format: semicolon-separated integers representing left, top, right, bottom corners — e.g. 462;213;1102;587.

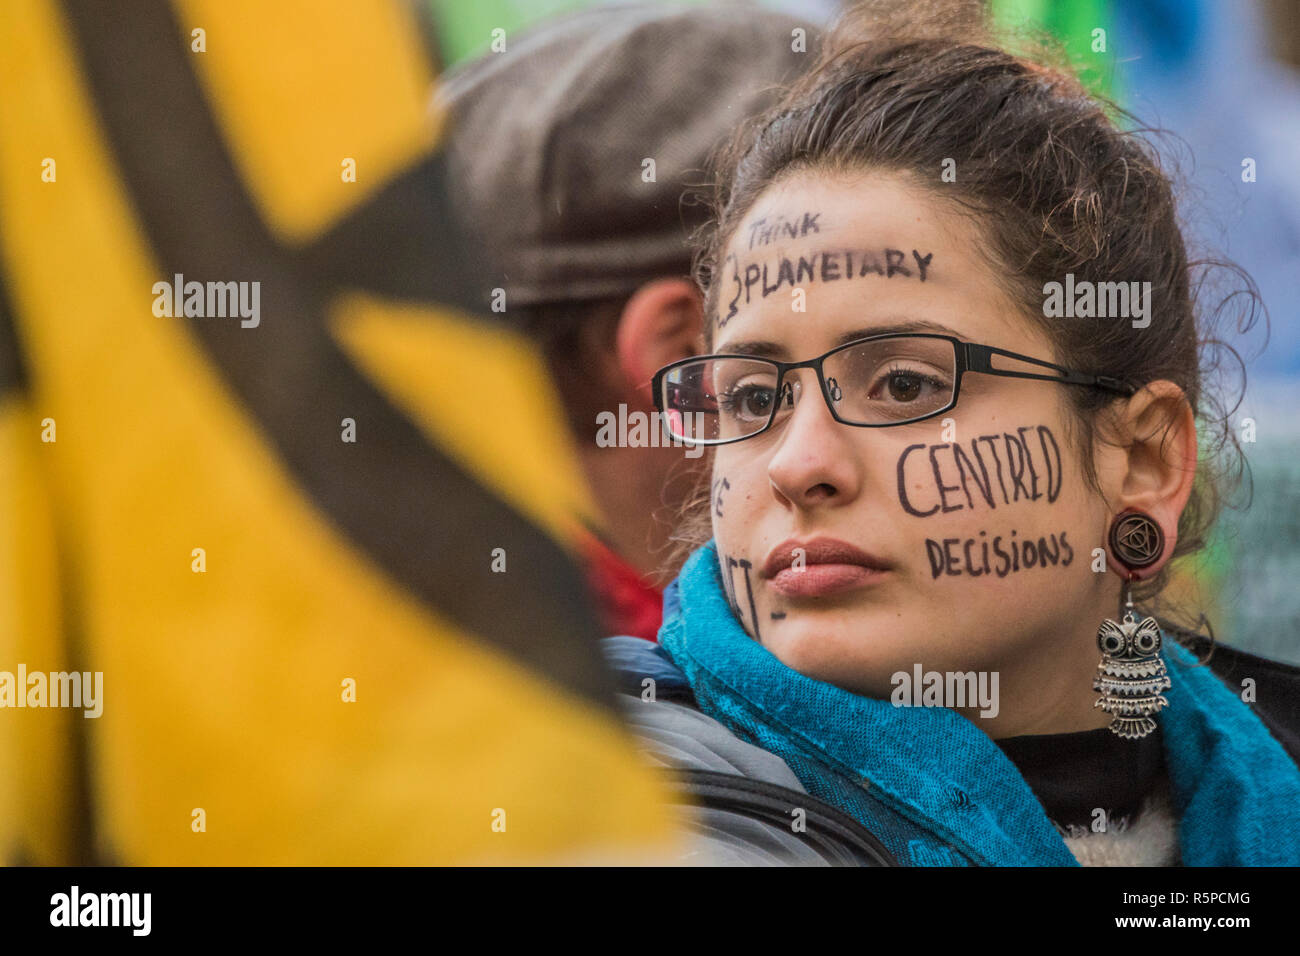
715;339;789;359
831;319;958;346
716;319;960;359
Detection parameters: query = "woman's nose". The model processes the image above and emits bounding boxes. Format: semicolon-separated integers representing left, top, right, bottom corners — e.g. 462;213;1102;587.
766;369;864;510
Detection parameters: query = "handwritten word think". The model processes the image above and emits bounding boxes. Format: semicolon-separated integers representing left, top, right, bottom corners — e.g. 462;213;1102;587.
746;211;821;249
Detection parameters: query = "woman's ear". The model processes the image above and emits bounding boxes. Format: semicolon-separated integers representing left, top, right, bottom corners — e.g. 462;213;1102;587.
614;278;704;405
1105;380;1198;577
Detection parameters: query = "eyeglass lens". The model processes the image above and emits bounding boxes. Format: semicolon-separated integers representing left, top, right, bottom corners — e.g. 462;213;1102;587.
660;337;957;442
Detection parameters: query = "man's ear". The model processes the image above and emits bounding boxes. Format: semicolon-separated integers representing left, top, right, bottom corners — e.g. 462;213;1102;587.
1106;380;1198;578
614;278;703;405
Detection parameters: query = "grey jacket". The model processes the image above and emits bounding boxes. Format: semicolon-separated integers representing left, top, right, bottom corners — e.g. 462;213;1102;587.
604;636;894;866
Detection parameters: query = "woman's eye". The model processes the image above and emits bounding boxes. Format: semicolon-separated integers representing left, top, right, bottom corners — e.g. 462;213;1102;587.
887;371;923;402
867;366;946;404
721;385;775;420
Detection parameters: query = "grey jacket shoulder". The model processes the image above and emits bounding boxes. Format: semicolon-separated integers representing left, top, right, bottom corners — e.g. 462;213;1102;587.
603;636;869;866
616;689;807;788
619;691;839;865
603;635;802;782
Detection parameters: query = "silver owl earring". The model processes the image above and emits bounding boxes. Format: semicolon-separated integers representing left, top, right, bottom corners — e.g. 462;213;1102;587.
1093;511;1171;739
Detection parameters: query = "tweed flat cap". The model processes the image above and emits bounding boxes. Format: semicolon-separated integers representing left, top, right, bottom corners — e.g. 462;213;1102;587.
437;2;816;308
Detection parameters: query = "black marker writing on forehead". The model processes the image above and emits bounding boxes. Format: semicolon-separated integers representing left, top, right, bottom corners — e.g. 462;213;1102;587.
718;247;935;328
746;211;821;250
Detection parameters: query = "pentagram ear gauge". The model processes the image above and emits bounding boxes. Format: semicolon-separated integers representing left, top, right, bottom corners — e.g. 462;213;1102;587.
1093;511;1171;739
1109;510;1165;571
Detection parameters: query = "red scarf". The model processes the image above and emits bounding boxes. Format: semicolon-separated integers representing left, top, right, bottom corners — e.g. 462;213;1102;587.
577;531;663;642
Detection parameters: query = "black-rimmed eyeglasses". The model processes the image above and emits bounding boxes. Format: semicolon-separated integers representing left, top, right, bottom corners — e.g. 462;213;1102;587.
651;333;1135;446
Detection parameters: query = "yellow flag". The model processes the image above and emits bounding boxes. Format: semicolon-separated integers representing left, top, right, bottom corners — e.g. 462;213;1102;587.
0;0;674;865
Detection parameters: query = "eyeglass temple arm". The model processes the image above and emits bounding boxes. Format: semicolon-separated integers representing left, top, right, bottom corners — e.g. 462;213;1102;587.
962;343;1135;396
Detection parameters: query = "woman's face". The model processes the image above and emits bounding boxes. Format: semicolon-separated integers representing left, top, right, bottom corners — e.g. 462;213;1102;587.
710;169;1116;708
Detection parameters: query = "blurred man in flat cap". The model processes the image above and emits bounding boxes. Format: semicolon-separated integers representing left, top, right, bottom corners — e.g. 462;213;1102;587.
440;3;815;640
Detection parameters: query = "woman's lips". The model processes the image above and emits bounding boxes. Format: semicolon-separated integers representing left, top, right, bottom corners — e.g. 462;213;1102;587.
762;536;892;599
769;563;887;597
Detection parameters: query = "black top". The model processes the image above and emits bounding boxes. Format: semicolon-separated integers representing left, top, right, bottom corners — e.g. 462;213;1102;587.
994;726;1166;830
990;629;1300;833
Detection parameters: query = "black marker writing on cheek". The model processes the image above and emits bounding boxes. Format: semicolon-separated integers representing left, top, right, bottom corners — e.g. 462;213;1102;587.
1038;426;1063;501
953;444;992;509
898;444;939;517
723;552;761;641
712;476;731;517
926;528;1075;578
930;444;964;513
1004;435;1029;502
897;425;1064;516
977;435;1010;504
721;552;739;612
993;534;1011;576
1017;426;1042;500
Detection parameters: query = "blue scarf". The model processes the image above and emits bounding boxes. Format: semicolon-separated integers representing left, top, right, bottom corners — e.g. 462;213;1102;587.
658;540;1300;866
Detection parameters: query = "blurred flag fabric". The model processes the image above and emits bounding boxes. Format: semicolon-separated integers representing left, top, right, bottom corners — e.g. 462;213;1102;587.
0;0;675;864
990;0;1118;101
